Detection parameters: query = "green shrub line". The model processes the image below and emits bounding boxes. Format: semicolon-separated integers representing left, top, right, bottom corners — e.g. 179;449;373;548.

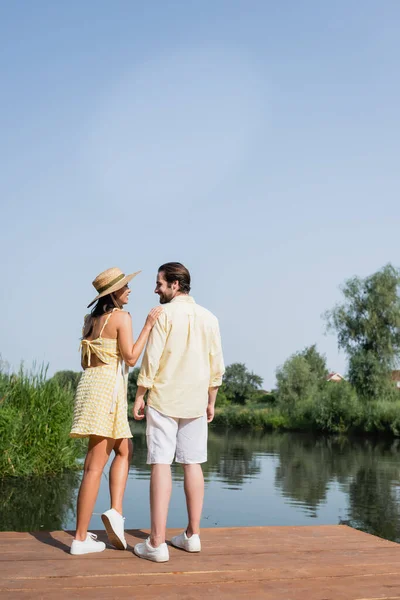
212;395;400;437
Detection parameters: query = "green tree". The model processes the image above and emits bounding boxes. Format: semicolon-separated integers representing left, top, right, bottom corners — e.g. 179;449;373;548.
276;354;316;415
214;385;230;406
51;370;81;394
222;363;263;405
276;345;327;415
300;344;328;380
325;264;400;399
127;367;140;407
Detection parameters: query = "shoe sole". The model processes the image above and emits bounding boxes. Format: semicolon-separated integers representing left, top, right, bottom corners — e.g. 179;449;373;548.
170;539;201;553
101;514;127;550
133;547;169;562
70;547;105;555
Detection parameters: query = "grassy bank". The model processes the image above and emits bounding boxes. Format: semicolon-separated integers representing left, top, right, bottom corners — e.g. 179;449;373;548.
0;367;83;477
213;397;400;436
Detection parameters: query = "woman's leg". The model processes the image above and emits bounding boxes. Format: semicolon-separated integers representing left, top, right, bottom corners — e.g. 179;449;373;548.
109;438;133;514
75;436;114;541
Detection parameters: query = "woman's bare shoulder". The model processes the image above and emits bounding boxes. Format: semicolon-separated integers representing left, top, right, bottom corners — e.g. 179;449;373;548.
113;310;132;324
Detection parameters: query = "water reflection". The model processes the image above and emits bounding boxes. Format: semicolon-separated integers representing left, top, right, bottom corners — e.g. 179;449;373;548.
204;430;262;489
0;471;79;531
2;429;400;542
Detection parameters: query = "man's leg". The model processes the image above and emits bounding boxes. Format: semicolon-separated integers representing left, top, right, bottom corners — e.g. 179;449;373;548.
134;407;176;561
146;406;177;547
150;464;172;547
183;463;204;536
176;414;208;538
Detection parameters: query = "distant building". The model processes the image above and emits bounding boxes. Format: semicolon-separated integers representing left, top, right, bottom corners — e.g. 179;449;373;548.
391;371;400;389
326;372;345;382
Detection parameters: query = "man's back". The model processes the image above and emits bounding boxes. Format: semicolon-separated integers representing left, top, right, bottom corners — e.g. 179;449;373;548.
137;295;224;418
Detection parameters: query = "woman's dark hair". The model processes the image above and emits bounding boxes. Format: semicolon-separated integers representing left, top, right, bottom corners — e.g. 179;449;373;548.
91;294;117;317
158;262;191;294
83;294;117;338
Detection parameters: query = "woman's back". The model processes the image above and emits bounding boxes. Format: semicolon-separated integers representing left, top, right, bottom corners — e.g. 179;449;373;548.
81;310;122;368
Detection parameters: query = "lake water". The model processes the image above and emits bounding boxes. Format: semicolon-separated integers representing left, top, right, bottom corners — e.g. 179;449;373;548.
2;427;400;542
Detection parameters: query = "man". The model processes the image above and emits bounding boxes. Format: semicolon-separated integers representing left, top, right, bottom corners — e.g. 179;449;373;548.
133;262;224;562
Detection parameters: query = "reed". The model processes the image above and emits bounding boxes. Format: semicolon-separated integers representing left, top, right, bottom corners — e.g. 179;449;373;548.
0;365;83;477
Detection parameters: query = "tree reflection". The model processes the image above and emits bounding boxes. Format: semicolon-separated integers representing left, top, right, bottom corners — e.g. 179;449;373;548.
346;446;400;542
0;471;80;531
270;433;400;540
271;434;362;516
204;430;262;488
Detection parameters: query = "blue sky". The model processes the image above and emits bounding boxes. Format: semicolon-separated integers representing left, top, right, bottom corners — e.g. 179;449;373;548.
1;1;399;388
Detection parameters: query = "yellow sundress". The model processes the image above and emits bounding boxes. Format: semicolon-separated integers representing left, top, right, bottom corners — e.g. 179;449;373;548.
70;309;132;439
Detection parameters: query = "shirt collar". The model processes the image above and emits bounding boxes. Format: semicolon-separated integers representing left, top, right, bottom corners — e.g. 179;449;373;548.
170;295;195;304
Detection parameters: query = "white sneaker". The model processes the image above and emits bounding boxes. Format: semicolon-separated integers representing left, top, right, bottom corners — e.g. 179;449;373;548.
101;508;127;550
171;531;201;552
70;532;106;555
134;537;169;562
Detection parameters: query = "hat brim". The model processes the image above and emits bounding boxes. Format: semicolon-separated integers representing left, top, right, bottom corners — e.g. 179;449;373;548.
87;271;141;308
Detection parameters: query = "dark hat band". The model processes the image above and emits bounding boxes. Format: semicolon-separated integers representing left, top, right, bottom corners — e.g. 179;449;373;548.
96;273;125;294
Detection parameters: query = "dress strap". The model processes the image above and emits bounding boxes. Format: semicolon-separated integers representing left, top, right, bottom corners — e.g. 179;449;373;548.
99;308;119;338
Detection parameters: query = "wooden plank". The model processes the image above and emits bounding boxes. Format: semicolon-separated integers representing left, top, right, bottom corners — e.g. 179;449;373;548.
0;526;396;560
2;548;400;580
0;526;399;599
2;577;400;600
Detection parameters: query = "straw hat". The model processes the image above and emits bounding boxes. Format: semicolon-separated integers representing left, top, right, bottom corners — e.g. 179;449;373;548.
87;267;141;308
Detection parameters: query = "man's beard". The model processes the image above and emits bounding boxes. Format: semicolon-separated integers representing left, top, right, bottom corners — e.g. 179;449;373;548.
159;293;172;304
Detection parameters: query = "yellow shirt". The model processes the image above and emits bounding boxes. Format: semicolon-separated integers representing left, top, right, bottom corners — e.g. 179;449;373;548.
137;295;225;418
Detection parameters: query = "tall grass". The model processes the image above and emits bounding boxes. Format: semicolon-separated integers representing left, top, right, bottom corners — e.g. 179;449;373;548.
0;366;83;477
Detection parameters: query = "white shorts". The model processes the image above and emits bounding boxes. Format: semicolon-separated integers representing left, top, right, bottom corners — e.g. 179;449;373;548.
146;406;208;465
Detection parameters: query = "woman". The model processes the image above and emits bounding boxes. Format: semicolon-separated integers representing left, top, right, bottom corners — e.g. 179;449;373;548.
69;267;162;556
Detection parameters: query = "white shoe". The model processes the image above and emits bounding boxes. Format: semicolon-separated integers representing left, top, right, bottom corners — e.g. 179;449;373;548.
134;537;169;562
171;531;201;552
70;532;106;555
101;508;127;550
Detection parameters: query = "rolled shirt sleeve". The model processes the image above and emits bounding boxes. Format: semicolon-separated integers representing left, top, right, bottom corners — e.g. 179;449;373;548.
209;319;225;387
137;312;168;389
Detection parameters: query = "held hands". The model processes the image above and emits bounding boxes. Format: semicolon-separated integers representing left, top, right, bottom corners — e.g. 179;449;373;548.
133;398;146;420
145;307;163;329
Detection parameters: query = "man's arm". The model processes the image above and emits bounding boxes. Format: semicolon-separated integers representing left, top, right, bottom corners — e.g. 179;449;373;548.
133;312;168;420
133;385;147;420
207;386;219;423
207;319;225;423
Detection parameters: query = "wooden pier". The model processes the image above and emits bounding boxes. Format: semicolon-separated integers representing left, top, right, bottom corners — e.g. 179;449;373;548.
1;526;400;599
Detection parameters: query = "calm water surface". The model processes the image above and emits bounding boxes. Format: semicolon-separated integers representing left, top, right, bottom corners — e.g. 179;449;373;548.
2;428;400;542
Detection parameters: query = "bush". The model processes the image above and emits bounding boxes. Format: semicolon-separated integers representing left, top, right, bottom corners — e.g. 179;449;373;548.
309;381;361;433
355;399;400;436
212;406;289;431
248;390;277;406
0;366;83;477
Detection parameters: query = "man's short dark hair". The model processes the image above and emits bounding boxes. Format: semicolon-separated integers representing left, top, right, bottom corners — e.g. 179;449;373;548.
158;262;191;294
